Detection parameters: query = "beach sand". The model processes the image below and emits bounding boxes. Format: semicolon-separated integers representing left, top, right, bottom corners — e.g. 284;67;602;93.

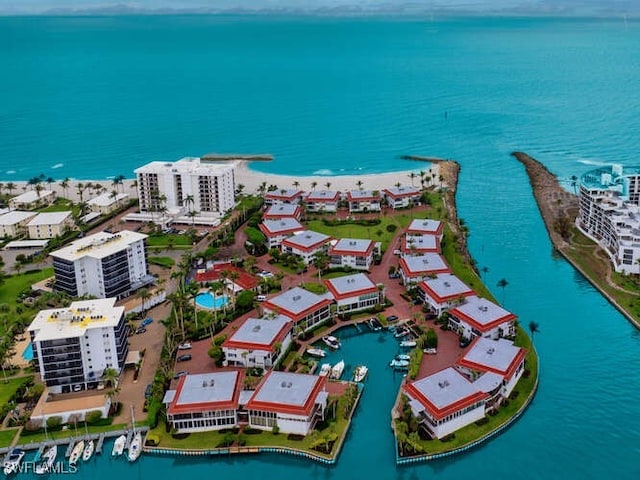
1;161;439;202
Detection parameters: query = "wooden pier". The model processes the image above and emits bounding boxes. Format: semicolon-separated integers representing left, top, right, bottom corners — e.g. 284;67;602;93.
96;433;105;454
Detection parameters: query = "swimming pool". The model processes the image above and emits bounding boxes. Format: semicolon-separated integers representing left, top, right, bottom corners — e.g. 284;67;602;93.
22;343;34;361
195;292;229;310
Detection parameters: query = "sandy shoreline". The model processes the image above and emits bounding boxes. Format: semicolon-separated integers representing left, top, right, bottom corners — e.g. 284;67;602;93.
0;161;439;202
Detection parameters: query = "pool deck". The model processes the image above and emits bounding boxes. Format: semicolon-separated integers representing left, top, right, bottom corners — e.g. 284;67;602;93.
9;337;31;369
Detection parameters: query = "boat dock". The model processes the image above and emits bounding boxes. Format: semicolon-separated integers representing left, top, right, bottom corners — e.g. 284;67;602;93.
125;429;133;448
96;433;105;454
65;438;76;458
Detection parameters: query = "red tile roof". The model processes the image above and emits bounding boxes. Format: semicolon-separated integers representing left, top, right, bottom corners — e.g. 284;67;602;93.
194;263;259;290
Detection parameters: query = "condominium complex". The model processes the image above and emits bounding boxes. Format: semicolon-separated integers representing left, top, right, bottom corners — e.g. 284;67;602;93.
51;230;154;299
134;157;236;223
577;164;640;274
27;298;129;394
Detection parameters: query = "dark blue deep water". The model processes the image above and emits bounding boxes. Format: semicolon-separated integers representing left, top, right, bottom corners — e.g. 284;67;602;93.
3;15;640;479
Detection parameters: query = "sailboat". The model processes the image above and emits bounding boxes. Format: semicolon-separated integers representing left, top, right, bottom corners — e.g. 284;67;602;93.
82;439;95;462
128;406;142;463
69;440;84;466
35;444;57;475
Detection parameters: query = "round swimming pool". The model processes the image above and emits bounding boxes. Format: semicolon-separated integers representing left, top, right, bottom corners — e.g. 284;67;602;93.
195;292;229;310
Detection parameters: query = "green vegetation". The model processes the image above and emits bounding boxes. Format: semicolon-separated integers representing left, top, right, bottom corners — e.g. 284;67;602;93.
0;268;53;311
147;256;175;268
0;429;19;448
300;282;327;295
19;422;127;444
0;376;33;411
146;233;193;249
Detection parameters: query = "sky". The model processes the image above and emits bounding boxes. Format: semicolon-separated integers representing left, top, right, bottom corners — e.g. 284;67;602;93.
0;0;636;16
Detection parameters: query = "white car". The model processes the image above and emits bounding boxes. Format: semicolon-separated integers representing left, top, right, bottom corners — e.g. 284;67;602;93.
178;343;192;350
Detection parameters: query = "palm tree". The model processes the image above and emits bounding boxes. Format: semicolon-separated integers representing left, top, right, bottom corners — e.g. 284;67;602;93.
480;266;489;278
101;367;120;388
528;321;540;340
497;278;508;306
395;181;401;189
257;181;268;196
60;178;70;198
419;170;426;189
45;177;55;191
137;288;151;312
408;172;417;187
312;251;329;281
325;182;332;191
311;181;318;191
570;175;579;195
131;179;138;198
356;180;364;190
183;194;195;210
76;183;86;203
34;183;44;199
293;180;300;190
188;210;198;227
5;182;15;196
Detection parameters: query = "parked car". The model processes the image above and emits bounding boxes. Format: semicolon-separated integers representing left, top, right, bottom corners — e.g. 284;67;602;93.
173;371;189;379
178;342;192;350
386;315;399;322
177;354;192;362
135;327;147;335
459;337;471;348
257;295;267;302
145;384;153;398
141;317;153;327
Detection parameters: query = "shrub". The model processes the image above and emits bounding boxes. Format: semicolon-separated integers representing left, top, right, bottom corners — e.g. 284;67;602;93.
385;224;397;233
272;425;280;435
145;434;160;446
85;410;103;424
46;416;62;430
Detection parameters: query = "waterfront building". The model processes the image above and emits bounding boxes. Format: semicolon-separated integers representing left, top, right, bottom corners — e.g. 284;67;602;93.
263;203;302;220
346;190;381;213
245;371;328;435
27;211;73;239
403;367;488;440
134;157;236;225
577;164;640;274
382;186;421;209
281;230;332;265
259;218;306;249
264;188;305;206
329;238;378;270
27;298;128;394
262;286;332;332
0;210;37;237
418;273;475;317
448;296;517;341
51;230;154;299
324;273;384;315
163;371;244;433
222;315;292;368
304;190;341;213
9;189;56;210
87;192;129;215
398;253;450;285
406;218;444;238
456;337;527;400
402;233;440;256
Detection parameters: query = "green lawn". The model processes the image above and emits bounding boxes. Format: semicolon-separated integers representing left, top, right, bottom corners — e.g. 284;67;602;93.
146;234;193;249
0;269;53;309
38;198;80;216
147;256;175;268
19;422;128;444
0;376;33;410
0;428;19;448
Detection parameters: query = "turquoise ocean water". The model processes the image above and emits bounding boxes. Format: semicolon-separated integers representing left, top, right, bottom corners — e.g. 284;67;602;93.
2;15;640;479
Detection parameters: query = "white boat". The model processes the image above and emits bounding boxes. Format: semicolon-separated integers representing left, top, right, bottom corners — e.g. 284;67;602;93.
319;363;332;377
128;432;142;462
35;444;57;475
330;360;345;380
306;347;327;358
69;440;85;466
82;439;94;462
423;347;437;355
322;335;341;350
395;354;411;361
367;317;382;332
389;359;409;369
112;435;127;456
399;340;417;348
393;326;410;338
3;448;25;475
353;365;368;383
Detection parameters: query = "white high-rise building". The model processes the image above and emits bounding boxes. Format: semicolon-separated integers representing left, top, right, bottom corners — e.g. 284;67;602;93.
577;165;640;274
51;230;154;299
28;298;129;393
134;157;236;223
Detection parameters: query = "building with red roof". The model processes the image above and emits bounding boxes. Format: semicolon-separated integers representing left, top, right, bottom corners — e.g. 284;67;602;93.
382;186;421;209
398;253;450;285
163;371;244;433
194;262;259;292
264;188;305;206
456;337;527;401
448;296;517;341
304;190;341;213
263;203;302;220
259;218;306;249
222;315;292;369
262;287;332;332
324;273;384;315
329;238;378;271
418;273;475;316
402;367;488;439
402;233;441;256
281;231;332;264
406;218;444;237
245;371;328;435
346;190;381;213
